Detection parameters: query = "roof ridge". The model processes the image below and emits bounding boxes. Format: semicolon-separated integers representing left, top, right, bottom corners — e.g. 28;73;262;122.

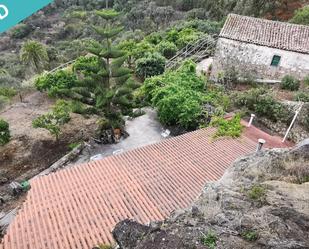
220;14;309;54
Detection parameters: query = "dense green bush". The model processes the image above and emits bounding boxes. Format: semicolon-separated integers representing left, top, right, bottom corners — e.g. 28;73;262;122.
254;95;287;122
0;119;10;145
136;52;166;79
234;88;289;122
234;88;267;110
211;114;243;138
294;92;309;102
10;24;33;39
280;75;300;91
166;27;203;48
156;41;177;59
35;70;78;97
143;60;228;129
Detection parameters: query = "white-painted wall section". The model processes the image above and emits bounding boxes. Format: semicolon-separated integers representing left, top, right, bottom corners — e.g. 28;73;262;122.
212;38;309;80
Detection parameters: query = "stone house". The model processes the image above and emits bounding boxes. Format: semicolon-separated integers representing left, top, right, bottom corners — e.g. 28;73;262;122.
211;14;309;81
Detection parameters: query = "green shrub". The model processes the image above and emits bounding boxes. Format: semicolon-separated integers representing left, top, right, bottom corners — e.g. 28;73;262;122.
32;100;71;140
0;119;10;145
211;114;243;138
294;92;309;102
0;87;17;98
234;88;268;111
290;6;309;25
10;24;33;39
247;185;266;202
201;231;218;249
136;52;166;79
241;230;258;242
234;88;289;122
35;70;78;97
156;41;177;59
255;95;288;122
280;75;300;91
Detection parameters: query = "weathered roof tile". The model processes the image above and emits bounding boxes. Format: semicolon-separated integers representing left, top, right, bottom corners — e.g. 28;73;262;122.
220;14;309;54
1;123;291;248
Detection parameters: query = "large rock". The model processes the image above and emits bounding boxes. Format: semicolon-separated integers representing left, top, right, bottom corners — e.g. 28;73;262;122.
113;141;309;249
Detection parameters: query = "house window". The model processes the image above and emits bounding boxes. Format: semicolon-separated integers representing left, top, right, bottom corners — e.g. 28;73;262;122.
271;55;281;67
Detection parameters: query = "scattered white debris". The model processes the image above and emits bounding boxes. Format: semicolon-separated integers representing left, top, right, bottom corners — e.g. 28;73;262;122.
161;129;171;138
90;154;105;161
113;149;124;155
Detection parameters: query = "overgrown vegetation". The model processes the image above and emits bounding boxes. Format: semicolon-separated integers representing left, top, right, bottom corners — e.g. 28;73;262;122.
211;114;243;138
201;231;218;249
280;75;300;91
233;88;289;122
142;60;229;129
0;119;10;145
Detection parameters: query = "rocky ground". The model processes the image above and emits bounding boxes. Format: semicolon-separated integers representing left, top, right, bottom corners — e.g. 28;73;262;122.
113;140;309;249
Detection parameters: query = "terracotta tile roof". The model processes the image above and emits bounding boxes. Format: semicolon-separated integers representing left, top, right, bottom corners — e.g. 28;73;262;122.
220;14;309;54
0;124;291;249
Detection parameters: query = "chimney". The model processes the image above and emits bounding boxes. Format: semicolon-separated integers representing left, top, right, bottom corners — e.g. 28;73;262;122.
256;139;266;152
247;114;255;127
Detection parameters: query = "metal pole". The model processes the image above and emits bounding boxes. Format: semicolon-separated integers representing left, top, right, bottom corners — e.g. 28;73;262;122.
282;103;303;143
248;114;255;127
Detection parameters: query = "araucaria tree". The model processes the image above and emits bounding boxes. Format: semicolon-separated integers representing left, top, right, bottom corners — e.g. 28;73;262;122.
84;9;135;119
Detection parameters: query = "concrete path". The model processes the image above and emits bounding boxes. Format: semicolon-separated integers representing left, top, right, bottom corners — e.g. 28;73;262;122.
73;107;167;163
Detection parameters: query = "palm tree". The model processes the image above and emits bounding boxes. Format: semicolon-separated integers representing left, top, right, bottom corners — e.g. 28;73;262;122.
20;40;49;73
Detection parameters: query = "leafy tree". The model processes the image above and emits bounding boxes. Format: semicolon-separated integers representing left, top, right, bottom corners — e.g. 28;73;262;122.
290;6;309;25
136;52;166;80
142;60;228;129
20;40;49;73
0;119;10;146
35;70;78;97
32;100;71;141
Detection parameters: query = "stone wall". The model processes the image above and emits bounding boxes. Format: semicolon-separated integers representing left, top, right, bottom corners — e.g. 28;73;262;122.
211;38;309;81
